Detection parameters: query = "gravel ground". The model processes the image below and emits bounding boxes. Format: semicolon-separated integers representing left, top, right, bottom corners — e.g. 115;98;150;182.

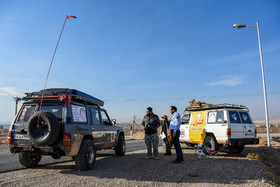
0;145;277;187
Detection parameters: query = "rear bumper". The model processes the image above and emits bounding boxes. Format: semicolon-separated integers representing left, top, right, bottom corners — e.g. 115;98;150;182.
228;138;259;146
9;144;67;156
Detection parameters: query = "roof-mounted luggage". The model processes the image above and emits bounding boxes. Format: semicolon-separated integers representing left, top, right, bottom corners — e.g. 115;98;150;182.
185;99;248;111
24;88;104;107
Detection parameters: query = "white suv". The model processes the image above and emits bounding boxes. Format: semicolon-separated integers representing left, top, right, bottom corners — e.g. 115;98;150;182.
179;103;259;155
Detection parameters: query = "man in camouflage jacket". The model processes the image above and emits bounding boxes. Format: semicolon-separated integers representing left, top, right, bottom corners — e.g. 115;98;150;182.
141;107;160;159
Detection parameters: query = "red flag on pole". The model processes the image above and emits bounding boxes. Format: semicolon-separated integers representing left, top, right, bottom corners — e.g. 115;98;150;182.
66;16;77;20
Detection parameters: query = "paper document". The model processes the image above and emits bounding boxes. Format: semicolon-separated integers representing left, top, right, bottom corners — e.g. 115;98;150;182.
160;132;166;139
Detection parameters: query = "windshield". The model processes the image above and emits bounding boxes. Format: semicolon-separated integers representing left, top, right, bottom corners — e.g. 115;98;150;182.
16;104;63;123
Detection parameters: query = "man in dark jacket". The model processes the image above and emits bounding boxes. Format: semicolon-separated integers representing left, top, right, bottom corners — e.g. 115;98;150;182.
161;115;172;155
141;107;160;159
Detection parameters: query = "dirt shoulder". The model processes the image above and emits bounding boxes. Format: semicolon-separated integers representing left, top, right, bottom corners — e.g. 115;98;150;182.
0;145;277;187
0;144;9;152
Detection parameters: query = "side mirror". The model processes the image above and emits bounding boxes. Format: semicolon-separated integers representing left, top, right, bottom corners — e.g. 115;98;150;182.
111;119;116;125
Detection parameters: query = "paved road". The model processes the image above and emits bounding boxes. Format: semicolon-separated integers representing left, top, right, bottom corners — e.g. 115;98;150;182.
0;139;153;173
257;132;280;137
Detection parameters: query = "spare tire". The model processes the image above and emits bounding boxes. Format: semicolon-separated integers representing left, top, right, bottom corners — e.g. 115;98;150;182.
27;111;60;146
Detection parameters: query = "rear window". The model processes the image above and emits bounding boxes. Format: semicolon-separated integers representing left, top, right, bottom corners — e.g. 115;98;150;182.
207;111;224;123
17;105;36;123
229;111;241;123
16;105;63;123
239;112;252;124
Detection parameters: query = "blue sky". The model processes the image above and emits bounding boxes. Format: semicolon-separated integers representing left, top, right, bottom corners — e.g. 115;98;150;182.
0;0;279;123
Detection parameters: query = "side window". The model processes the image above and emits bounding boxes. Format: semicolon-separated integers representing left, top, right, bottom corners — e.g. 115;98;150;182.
90;108;101;125
100;111;111;125
239;112;252;124
181;114;190;124
229;111;241;123
216;111;224;123
71;105;87;123
208;112;217;123
208;111;224;123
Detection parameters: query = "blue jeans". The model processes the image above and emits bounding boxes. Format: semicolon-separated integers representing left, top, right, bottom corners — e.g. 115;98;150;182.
171;130;183;161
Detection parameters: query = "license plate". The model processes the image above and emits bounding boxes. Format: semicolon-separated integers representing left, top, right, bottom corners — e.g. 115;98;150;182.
245;132;254;136
14;134;29;140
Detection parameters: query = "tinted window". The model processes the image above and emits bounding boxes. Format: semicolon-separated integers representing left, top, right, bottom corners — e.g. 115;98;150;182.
100;110;111;125
90;108;101;125
229;111;241;123
16;105;63;123
41;105;63;121
239;112;252;124
208;111;224;123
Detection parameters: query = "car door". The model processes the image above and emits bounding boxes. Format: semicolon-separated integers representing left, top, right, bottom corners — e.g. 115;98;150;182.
100;110;116;148
228;110;244;139
239;111;255;138
206;110;228;142
89;108;105;149
179;113;191;143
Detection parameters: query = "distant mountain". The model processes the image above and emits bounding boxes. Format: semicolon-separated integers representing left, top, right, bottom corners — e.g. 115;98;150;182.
253;117;280;124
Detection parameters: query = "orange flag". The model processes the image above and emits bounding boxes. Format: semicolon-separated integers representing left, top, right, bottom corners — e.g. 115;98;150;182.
66;16;77;20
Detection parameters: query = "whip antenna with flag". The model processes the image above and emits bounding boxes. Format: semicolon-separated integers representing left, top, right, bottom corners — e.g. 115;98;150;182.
37;15;77;126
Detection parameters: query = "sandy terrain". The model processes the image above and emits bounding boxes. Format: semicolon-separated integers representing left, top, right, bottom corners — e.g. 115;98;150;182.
0;144;279;187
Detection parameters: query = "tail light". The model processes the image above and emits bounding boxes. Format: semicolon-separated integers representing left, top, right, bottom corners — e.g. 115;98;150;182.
255;129;257;137
7;132;12;144
63;133;71;146
226;128;231;137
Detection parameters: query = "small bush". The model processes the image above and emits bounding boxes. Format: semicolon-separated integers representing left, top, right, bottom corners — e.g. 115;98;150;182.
257;136;267;146
246;152;260;160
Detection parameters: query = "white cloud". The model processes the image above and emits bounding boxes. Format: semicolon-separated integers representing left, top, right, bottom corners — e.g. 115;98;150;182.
0;87;26;96
207;76;245;87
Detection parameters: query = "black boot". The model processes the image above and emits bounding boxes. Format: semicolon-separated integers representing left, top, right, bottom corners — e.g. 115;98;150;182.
164;152;172;155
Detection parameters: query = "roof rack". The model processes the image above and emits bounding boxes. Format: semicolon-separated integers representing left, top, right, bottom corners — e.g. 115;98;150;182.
23;88;104;107
185;100;249;112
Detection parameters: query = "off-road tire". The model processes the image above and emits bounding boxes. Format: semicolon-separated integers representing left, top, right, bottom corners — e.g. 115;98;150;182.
75;140;96;170
115;135;125;156
18;153;42;168
27;111;60;146
228;145;244;154
203;136;218;156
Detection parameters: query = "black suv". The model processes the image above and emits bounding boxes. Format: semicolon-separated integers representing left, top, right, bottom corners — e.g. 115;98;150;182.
8;88;125;170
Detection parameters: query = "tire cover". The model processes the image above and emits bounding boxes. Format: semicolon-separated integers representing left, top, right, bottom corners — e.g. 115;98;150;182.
27;111;60;146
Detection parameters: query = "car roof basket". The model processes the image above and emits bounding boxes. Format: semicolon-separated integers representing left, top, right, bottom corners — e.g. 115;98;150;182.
23;88;104;107
185;100;249;112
